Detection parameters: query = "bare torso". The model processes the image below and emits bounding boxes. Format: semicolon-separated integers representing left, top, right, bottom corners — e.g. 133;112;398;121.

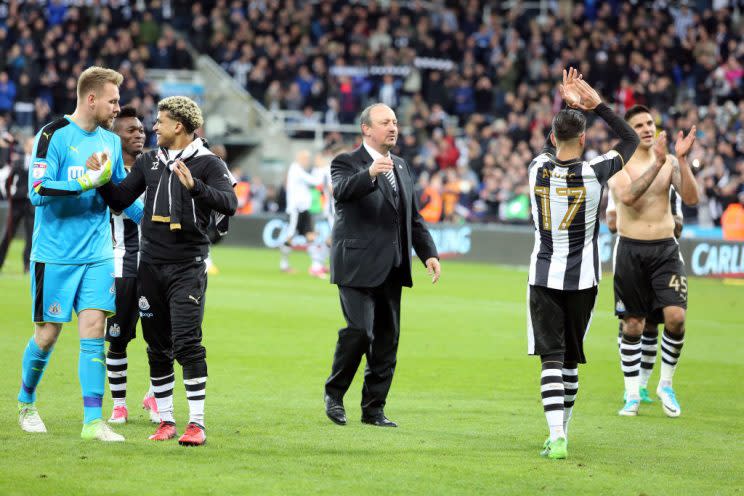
611;154;675;240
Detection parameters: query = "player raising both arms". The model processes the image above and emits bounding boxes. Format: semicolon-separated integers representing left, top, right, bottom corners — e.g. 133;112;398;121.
611;105;698;418
526;68;639;459
607;174;684;405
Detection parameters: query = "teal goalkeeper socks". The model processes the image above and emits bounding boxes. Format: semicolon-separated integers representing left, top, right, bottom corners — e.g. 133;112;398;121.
79;338;105;424
18;336;53;404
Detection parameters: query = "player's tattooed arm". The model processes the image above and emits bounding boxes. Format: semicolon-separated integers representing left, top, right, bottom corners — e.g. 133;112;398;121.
670;155;682;193
674;126;700;206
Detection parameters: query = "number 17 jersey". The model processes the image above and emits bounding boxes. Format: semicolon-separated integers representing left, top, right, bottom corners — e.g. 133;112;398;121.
528;150;623;291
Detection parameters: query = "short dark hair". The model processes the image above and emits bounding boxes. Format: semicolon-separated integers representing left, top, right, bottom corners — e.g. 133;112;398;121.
551;109;586;141
117;106;138;119
624;104;651;122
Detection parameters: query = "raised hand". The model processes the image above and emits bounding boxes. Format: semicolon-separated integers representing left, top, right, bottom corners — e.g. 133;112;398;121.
368;156;394;178
173;160;195;190
674;125;696;158
653;131;668;167
559;67;583;108
572;79;602;110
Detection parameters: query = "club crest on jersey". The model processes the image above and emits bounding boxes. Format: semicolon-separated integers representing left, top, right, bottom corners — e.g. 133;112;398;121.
139;296;150;311
616;299;626;313
32;161;47;179
48;303;61;315
108;323;121;337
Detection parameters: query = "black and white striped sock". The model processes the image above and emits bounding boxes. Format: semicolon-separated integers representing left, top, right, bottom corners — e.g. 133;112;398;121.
540;357;565;441
151;373;175;423
184;377;207;426
660;329;684;386
106;350;127;407
620;335;642;400
562;364;578;436
640;328;658;388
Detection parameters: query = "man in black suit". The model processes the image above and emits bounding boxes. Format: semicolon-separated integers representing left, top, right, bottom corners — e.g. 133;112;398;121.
324;103;441;428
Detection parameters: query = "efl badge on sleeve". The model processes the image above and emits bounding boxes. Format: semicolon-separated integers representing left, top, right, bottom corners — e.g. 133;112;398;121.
32;161;47;179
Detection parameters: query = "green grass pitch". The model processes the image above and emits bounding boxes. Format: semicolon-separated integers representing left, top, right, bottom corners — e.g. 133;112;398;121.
0;243;742;495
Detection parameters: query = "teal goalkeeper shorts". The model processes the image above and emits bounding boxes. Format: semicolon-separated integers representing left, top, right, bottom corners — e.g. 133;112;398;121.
30;260;116;323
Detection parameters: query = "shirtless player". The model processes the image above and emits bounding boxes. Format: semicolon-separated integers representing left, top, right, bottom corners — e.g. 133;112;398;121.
610;105;698;418
607;184;683;405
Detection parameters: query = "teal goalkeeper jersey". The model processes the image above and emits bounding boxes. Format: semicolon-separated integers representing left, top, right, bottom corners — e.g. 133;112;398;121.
28;116;134;264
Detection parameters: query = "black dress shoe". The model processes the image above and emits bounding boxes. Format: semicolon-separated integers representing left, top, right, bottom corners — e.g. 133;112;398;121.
325;395;347;425
361;414;397;428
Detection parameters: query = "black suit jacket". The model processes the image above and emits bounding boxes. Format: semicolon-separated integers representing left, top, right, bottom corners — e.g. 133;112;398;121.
330;145;438;288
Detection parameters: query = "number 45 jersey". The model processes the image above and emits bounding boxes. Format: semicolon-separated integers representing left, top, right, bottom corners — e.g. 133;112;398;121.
28;116;128;264
528;150;624;291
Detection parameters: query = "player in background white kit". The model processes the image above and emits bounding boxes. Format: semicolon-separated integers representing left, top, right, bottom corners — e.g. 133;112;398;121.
308;148;335;276
279;149;324;275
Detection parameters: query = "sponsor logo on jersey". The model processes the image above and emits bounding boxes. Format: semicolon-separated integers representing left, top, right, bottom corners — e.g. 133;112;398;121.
139;311;154;318
69;145;79;154
110;282;116;295
68;166;85;180
108;323;121;337
151;161;159;170
139;296;150;311
542;168;576;179
32;161;47;179
48;303;61;315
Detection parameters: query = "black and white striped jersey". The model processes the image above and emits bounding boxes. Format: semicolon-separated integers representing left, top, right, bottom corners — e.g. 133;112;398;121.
528;150;624;290
111;210;140;278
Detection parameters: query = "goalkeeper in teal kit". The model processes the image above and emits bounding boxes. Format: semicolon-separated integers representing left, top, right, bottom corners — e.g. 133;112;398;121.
17;67;142;442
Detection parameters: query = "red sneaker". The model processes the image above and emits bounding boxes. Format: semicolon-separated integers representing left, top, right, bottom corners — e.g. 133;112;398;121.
148;421;177;441
142;395;160;423
178;422;206;446
308;266;328;279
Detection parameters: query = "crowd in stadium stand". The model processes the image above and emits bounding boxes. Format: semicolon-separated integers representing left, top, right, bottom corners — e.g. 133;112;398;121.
0;0;743;227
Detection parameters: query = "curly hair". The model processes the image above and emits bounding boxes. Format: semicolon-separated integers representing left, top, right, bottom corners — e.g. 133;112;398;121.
157;96;204;134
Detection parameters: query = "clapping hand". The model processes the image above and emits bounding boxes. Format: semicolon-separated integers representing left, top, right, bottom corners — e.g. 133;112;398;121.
559;67;602;111
674;126;696;158
559;67;583;108
653;131;668;167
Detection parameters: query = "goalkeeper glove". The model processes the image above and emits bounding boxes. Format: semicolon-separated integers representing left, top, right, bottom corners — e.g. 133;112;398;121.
77;153;113;191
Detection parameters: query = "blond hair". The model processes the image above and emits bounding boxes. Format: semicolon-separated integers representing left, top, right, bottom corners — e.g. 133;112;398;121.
158;96;204;134
77;66;123;100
